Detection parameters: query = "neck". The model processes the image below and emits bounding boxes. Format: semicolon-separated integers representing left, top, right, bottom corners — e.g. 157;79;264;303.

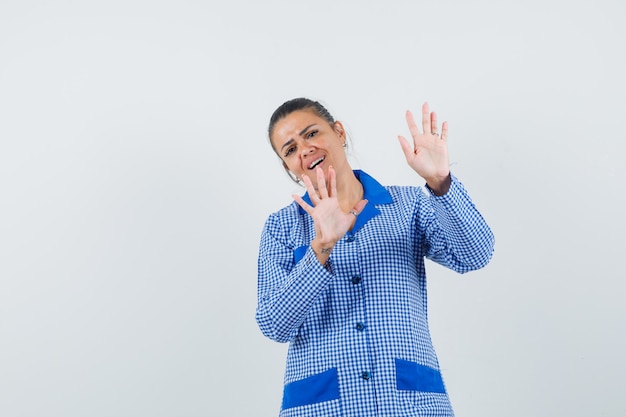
336;170;363;212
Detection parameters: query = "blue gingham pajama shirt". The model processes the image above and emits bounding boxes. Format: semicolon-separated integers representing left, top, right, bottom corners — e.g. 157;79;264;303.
256;170;494;417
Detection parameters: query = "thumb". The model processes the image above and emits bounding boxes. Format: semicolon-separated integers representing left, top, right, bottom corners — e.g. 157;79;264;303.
397;135;413;161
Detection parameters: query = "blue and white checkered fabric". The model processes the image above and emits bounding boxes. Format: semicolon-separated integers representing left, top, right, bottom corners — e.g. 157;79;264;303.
256;170;494;417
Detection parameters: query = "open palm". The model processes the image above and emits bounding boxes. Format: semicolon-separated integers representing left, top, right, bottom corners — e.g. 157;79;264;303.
397;102;450;184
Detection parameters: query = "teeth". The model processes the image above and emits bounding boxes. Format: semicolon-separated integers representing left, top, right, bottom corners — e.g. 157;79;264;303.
309;157;325;169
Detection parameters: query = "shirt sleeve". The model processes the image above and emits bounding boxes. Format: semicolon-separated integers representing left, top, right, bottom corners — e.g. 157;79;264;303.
420;174;495;273
255;213;335;343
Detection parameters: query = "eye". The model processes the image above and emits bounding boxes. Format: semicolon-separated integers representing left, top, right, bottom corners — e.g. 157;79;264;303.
306;130;318;139
284;145;296;157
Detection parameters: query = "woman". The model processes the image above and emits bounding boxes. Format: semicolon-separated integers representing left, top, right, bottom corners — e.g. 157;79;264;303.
256;97;494;417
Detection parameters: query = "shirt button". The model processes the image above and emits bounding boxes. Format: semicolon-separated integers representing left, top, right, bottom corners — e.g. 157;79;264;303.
356;322;365;331
361;371;371;380
351;276;361;284
346;235;355;242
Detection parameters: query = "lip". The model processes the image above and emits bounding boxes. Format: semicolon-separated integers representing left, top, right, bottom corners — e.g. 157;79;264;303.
307;155;326;170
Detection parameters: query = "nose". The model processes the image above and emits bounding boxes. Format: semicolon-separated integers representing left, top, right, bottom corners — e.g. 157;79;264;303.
300;142;315;157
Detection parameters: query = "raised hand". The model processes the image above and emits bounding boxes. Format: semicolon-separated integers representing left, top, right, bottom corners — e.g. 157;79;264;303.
292;166;367;262
397;102;451;194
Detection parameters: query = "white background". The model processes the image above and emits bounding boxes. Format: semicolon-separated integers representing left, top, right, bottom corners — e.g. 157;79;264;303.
1;1;624;416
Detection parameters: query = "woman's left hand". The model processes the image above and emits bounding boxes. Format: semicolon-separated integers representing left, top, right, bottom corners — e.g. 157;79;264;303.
397;102;451;195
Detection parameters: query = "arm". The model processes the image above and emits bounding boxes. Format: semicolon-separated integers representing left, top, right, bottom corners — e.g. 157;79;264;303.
256;167;367;343
398;102;494;271
420;175;495;273
255;213;335;343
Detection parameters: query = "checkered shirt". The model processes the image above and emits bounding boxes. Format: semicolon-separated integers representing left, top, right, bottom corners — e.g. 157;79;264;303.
256;170;494;417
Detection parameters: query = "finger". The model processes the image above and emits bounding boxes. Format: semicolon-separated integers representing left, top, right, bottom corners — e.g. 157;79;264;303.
405;110;421;140
397;135;414;160
328;165;337;198
316;166;329;199
441;121;449;141
430;111;438;135
421;102;431;135
301;174;320;203
292;194;313;214
353;199;368;213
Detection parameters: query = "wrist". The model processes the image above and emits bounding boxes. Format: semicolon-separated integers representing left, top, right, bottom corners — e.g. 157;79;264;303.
311;239;335;255
426;173;451;196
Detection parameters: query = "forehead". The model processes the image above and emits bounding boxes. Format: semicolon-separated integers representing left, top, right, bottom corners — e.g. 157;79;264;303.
270;109;330;146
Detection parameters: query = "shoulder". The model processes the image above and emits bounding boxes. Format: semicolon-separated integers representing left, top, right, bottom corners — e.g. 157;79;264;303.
386;184;426;199
262;201;303;238
356;169;426;206
384;184;430;211
268;200;301;222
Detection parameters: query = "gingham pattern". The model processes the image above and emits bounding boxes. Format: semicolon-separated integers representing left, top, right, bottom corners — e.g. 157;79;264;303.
256;171;494;417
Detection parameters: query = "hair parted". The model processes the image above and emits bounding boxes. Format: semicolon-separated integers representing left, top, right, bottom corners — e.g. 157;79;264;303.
268;97;335;139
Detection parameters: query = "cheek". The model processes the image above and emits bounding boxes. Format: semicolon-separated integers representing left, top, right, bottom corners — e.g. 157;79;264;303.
282;159;301;174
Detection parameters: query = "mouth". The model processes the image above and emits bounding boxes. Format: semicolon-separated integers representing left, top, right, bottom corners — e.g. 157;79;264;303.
308;156;325;170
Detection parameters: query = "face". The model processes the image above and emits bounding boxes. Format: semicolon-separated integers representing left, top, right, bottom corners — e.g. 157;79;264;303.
270;109;347;187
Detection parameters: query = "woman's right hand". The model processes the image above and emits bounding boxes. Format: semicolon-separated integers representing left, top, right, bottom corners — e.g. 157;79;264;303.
292;166;367;262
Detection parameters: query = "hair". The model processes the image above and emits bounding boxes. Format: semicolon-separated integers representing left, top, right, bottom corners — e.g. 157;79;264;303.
268;97;336;140
268;98;341;185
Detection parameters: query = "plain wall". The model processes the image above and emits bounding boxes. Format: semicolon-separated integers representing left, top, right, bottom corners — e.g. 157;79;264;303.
1;1;624;416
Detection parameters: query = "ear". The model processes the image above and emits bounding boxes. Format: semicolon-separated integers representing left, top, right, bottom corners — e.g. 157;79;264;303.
333;121;346;142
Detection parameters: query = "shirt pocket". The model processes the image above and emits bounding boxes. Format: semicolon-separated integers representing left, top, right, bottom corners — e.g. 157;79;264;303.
395;358;446;393
281;368;341;411
395;359;454;416
279;398;342;417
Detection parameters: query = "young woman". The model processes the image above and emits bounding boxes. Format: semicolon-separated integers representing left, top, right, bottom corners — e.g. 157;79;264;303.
256;97;494;417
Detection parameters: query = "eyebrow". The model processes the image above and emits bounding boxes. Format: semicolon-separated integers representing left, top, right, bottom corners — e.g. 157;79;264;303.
280;124;317;152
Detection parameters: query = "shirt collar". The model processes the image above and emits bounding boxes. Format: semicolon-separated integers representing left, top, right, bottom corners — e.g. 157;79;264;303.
353;169;394;205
